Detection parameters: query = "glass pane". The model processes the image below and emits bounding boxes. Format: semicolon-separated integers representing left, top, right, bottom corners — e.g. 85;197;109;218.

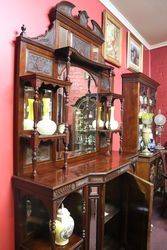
25;142;51;165
68;67;97;155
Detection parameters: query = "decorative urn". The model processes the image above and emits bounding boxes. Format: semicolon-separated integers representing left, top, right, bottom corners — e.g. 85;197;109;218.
50;204;74;246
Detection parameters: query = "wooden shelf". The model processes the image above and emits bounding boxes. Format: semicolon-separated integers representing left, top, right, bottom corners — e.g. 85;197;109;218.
98;92;123;100
20;73;72;88
21;234;83;250
75;129;96;133
55;46;113;75
21;133;66;142
104;204;120;224
98;129;121;134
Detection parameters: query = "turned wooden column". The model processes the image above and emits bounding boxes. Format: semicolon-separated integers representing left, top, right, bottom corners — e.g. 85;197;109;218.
32;86;40;178
63;87;69;169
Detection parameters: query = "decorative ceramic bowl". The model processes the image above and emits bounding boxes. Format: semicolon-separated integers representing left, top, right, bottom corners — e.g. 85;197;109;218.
37;119;57;135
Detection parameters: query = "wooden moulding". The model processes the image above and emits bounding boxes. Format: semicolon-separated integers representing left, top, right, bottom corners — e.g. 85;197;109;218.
20;73;72;88
122;72;160;89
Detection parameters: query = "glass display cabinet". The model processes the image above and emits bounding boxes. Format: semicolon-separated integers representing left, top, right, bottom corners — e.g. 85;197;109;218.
122;73;165;192
13;2;153;250
122;72;159;154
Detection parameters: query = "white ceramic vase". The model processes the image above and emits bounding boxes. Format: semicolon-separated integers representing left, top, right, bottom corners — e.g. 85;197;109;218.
37;117;57;135
142;126;152;155
108;106;119;131
97;107;104;128
51;204;74;246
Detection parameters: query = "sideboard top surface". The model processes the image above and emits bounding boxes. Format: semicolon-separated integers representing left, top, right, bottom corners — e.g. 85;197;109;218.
13;151;137;191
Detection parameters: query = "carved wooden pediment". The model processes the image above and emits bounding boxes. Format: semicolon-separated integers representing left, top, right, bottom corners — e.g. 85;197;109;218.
22;1;104;49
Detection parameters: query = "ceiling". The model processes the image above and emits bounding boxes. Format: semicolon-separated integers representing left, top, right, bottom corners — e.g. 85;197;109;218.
101;0;167;49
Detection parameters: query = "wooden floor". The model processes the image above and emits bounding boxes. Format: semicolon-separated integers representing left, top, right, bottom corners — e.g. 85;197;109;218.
151;196;167;250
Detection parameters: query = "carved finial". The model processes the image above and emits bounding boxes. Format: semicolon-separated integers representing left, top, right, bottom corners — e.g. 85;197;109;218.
20;24;26;36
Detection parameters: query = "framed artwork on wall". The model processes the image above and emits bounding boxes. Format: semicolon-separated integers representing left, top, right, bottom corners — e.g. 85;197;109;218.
127;31;143;72
102;10;122;67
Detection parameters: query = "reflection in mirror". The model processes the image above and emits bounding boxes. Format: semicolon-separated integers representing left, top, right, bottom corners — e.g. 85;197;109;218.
25;142;51;165
68;67;97;155
23;87;53;130
41;89;53;120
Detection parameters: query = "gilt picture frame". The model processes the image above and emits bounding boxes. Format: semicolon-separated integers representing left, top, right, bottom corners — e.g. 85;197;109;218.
102;10;122;67
127;31;143;72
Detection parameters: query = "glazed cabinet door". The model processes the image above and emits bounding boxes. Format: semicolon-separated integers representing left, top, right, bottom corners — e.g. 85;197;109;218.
124;172;153;250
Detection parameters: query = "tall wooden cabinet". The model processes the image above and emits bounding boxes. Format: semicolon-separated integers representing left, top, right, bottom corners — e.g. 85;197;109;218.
13;2;153;250
122;73;166;191
122;72;159;154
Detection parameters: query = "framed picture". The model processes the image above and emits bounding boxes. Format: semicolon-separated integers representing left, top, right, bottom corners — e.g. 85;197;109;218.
127;31;143;72
102;11;122;67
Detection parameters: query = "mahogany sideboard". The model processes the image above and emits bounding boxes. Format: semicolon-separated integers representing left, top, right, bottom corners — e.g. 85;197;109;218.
12;2;153;250
13;151;153;250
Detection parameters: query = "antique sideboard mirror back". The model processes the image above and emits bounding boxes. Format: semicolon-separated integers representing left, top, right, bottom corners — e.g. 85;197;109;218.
14;1;124;177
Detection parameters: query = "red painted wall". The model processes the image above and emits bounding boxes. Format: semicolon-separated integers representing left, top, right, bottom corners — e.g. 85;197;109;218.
151;47;167;145
0;1;150;249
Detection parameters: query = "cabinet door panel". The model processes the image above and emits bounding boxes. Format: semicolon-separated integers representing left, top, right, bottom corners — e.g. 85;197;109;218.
125;172;153;250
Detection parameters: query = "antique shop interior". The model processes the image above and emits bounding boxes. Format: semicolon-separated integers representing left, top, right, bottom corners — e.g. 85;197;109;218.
1;0;167;250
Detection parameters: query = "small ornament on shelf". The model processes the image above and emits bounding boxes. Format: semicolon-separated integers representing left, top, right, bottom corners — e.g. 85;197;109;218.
154;109;166;149
58;123;66;134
